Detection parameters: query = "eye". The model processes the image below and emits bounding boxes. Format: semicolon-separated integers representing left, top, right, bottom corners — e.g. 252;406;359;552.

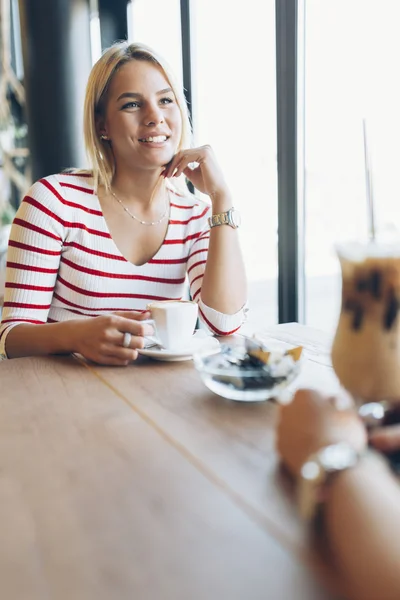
121;101;141;110
160;97;174;105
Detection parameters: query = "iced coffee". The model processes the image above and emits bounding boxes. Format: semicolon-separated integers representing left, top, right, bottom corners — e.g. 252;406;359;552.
331;242;400;402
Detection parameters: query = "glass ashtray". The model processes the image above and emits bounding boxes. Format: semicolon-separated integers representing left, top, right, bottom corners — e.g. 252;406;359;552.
193;342;303;402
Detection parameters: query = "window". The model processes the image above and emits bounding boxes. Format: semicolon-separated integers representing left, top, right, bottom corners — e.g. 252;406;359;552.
129;0;183;83
304;0;400;332
192;0;278;329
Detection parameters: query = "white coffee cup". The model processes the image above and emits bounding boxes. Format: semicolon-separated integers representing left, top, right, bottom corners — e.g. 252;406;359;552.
145;300;198;350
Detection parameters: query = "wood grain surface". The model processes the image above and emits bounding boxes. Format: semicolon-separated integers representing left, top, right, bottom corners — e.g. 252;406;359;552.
0;324;340;599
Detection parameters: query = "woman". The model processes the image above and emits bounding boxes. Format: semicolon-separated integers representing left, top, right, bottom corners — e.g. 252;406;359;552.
277;389;400;600
0;42;247;364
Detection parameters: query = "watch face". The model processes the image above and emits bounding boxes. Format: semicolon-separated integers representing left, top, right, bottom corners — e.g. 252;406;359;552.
319;442;358;472
230;209;241;228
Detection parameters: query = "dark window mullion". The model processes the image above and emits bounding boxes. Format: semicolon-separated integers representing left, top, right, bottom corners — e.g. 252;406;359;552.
179;0;195;195
180;0;193;124
98;0;128;51
275;0;305;323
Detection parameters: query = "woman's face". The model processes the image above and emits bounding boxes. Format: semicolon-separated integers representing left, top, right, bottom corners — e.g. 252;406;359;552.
101;60;182;172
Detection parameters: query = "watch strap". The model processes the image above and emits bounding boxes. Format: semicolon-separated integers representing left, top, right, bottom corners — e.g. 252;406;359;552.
208;208;235;229
298;442;361;521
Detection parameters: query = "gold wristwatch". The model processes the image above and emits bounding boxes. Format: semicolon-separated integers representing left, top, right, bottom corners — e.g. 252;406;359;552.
208;208;241;229
298;442;360;521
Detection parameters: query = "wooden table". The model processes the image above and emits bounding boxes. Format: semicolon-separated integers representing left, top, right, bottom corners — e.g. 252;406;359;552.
0;323;341;600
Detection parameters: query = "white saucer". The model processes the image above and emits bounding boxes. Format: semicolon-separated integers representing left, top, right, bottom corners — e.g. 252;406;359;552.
138;331;220;362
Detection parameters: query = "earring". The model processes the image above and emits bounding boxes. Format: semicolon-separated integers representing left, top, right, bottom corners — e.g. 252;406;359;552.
100;134;109;141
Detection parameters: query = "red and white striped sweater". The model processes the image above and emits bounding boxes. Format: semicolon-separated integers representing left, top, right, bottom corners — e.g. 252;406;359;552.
0;173;245;357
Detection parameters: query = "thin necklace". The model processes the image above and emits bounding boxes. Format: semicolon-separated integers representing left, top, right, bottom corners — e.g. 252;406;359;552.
110;187;169;226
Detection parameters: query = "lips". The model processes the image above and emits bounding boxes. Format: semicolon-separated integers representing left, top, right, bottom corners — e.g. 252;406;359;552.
138;135;169;143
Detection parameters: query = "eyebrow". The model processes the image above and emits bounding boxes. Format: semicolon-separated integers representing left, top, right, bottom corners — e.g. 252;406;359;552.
117;87;173;102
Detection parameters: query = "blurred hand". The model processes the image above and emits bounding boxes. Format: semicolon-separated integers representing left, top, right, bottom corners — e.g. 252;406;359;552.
276;389;367;476
70;311;154;366
370;425;400;453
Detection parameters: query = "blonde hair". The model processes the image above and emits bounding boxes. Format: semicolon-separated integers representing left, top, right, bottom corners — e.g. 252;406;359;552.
83;41;193;194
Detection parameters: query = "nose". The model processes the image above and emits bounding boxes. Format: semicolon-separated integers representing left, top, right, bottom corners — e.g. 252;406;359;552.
143;101;164;126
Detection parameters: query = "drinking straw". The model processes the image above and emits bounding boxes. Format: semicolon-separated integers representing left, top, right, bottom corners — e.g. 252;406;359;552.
363;118;376;242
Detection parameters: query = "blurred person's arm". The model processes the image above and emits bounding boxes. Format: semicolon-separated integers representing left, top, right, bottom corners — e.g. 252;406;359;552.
326;451;400;600
277;389;400;600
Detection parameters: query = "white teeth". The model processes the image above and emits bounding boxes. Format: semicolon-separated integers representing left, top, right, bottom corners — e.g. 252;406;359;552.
140;135;167;143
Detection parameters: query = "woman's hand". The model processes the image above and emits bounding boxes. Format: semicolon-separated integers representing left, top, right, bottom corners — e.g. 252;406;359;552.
276;389;367;477
163;145;229;201
70;311;154;366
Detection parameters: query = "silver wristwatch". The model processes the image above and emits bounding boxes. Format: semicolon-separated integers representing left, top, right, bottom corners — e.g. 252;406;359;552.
208;208;241;229
298;442;361;521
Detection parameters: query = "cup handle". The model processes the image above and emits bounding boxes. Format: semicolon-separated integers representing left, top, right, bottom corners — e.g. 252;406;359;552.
141;319;162;348
141;319;155;326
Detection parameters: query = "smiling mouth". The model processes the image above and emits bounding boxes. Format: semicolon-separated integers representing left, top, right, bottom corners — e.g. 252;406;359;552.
138;135;169;143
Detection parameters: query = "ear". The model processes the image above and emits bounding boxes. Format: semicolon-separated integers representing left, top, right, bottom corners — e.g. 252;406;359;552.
96;115;109;140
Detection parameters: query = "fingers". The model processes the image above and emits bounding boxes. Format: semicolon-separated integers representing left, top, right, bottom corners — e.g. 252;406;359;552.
97;356;130;366
96;354;135;366
293;388;323;403
174;157;201;179
369;425;400;452
163;153;183;179
283;388;325;410
112;314;154;337
113;310;151;321
183;164;199;179
88;314;154;363
98;345;139;365
291;388;354;411
117;331;147;350
101;328;148;351
163;147;207;179
172;161;186;179
328;391;355;411
86;347;138;366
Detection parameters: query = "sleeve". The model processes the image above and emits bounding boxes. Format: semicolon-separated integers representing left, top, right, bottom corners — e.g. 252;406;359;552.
187;209;247;336
0;176;66;358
